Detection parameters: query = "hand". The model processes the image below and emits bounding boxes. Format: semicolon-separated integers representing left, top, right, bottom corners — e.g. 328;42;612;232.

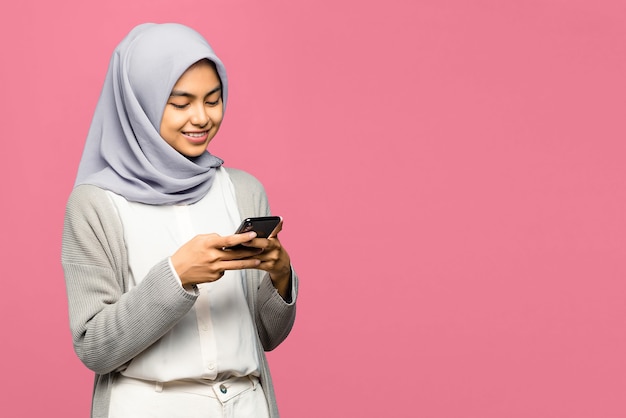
240;220;292;299
171;232;263;288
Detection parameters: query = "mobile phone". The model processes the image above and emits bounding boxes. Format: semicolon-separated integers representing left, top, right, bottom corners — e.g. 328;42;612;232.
225;216;281;250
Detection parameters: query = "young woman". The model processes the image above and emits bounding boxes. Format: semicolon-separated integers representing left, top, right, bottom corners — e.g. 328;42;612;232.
62;23;298;418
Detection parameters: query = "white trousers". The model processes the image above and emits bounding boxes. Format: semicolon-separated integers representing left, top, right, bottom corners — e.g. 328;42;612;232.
108;375;270;418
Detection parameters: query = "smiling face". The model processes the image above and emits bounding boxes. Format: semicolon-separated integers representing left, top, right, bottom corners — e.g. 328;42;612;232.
160;59;224;157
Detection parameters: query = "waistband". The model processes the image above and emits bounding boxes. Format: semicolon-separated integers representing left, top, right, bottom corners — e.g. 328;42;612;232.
115;374;259;403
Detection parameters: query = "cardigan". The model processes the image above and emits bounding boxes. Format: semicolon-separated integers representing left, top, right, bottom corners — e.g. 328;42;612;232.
61;167;298;418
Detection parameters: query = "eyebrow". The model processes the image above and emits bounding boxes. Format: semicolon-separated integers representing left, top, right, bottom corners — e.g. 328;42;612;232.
169;85;222;99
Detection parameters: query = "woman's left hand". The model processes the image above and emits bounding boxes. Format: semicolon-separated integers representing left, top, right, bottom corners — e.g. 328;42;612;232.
240;219;292;300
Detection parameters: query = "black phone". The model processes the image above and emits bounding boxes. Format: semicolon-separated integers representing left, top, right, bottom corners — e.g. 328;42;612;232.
225;216;281;250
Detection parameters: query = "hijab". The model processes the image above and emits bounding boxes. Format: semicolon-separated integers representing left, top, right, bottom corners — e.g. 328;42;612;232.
74;23;228;205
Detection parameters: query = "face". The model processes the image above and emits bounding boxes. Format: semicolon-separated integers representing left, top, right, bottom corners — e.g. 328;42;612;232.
160;60;224;157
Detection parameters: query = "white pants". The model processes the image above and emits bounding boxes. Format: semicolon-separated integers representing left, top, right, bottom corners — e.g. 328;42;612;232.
108;375;270;418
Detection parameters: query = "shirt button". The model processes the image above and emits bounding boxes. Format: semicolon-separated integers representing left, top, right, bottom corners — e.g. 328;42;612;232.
208;363;215;370
219;384;227;394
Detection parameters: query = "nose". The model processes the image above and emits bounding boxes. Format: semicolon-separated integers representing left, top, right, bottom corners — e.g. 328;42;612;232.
190;104;210;128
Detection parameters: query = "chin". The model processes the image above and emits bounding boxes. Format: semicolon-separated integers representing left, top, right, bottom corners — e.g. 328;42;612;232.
176;142;209;157
183;150;207;158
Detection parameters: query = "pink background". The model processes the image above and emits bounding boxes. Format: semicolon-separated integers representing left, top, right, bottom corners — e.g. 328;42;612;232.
1;0;625;416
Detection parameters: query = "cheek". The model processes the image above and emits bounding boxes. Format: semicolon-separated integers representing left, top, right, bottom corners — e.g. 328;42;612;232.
160;111;185;133
210;108;225;126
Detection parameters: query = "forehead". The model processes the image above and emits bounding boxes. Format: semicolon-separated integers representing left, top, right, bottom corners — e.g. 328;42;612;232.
172;60;221;90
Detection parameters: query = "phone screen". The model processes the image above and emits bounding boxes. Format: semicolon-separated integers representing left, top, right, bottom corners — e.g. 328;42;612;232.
235;216;281;238
224;216;281;251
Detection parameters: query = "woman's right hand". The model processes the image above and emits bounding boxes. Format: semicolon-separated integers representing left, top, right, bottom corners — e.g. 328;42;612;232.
170;232;262;288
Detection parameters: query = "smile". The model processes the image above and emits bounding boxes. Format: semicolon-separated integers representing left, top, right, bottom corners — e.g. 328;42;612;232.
184;130;209;138
182;130;210;144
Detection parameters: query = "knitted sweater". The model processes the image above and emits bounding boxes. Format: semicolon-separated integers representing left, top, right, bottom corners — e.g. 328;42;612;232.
61;167;297;418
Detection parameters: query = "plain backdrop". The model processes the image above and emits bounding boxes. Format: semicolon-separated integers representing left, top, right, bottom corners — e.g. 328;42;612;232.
1;0;625;417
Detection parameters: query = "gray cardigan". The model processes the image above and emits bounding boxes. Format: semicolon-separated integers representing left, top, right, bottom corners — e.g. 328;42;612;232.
61;167;297;418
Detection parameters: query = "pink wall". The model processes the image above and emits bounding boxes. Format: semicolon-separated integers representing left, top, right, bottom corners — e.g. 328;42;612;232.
1;0;625;416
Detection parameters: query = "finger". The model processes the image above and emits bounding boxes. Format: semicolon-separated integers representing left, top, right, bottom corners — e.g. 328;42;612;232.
221;259;261;271
222;246;264;260
239;237;269;251
221;231;257;250
243;236;282;254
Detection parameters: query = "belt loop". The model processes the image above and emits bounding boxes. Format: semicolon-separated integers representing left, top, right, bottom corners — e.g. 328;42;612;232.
155;381;163;393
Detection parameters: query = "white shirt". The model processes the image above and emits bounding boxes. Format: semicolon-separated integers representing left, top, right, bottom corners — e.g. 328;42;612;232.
106;167;260;382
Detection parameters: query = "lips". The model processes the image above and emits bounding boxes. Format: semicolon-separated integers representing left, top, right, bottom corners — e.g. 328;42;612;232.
182;130;209;144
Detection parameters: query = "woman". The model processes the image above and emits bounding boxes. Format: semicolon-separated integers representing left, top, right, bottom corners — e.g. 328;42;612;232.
62;23;297;418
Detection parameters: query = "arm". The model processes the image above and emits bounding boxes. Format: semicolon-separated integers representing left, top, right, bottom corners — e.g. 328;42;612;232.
61;185;198;374
254;268;298;351
226;168;299;351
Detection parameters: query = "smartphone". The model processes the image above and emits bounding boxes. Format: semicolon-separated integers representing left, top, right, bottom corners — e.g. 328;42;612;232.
225;216;281;250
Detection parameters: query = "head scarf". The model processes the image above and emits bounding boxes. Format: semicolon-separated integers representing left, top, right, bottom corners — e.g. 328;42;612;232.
74;23;228;205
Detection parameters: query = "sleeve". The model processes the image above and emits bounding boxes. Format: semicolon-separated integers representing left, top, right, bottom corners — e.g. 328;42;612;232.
61;185;198;374
255;268;298;351
225;168;299;351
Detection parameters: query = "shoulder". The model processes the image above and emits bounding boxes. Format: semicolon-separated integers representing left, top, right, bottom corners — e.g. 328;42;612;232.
65;184;113;213
223;167;270;218
224;167;265;192
64;184;120;229
223;167;268;202
67;184;110;204
62;185;126;267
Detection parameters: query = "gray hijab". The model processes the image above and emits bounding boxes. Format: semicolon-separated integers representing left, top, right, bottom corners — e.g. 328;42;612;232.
74;23;228;205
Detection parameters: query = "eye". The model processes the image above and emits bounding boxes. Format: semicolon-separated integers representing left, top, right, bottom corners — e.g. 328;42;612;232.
206;97;221;107
170;102;189;109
